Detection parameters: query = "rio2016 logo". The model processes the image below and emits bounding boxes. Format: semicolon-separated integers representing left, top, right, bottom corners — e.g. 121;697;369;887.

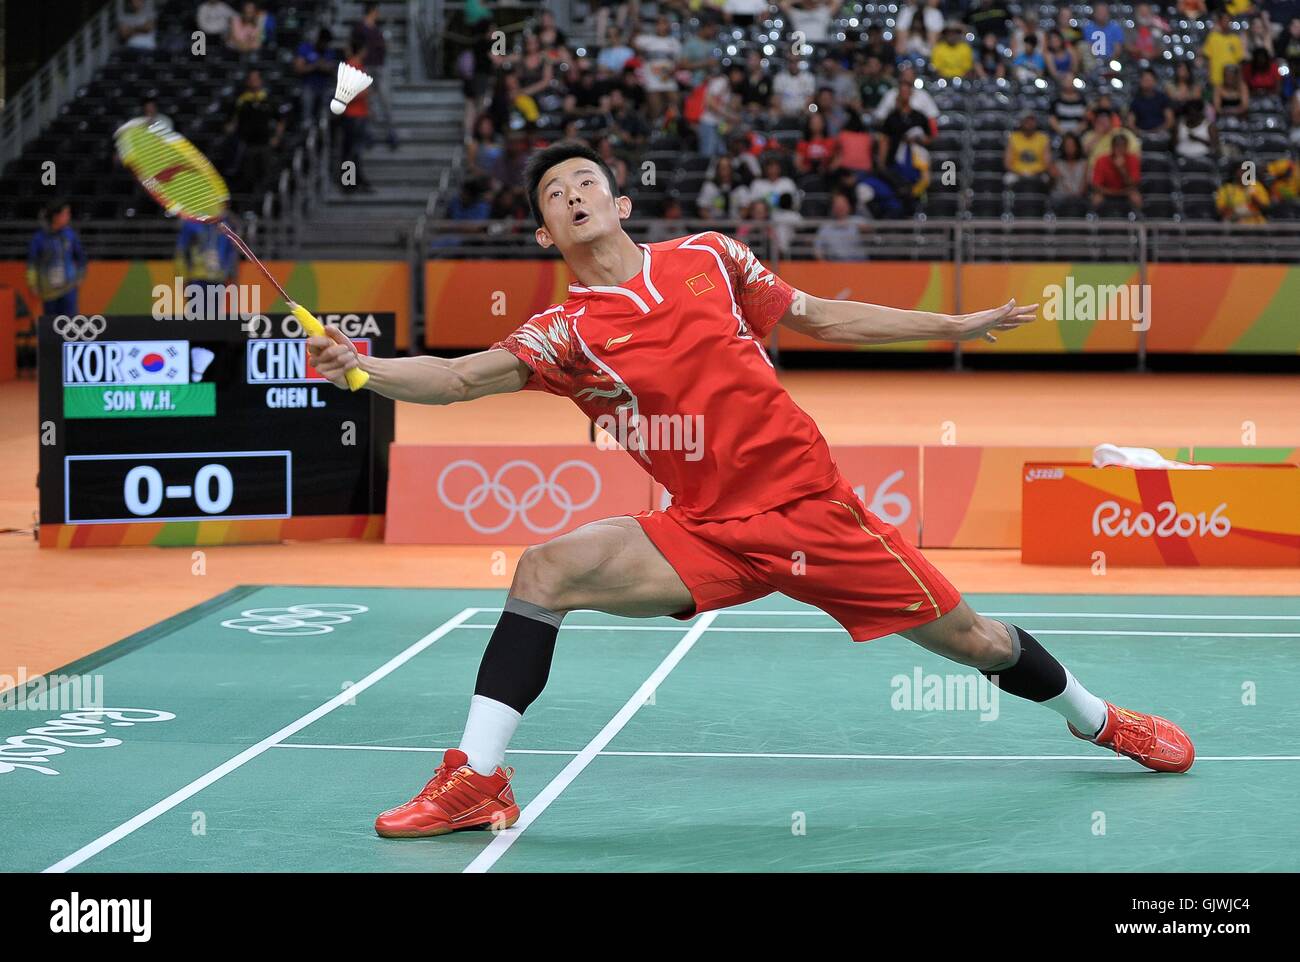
1091;500;1231;539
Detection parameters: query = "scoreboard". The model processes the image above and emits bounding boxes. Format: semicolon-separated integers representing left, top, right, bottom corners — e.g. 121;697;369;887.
38;314;395;546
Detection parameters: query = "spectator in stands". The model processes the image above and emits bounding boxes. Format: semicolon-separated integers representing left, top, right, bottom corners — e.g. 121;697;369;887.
781;0;835;44
535;9;568;56
1129;69;1175;135
749;157;801;211
1216;164;1272;222
603;87;650;151
597;27;636;74
968;0;1010;40
1050;75;1089;135
1010;12;1042;56
697;156;752;218
738;49;775;117
467;115;505;181
1082;109;1139;172
774;59;817;118
139;97;173;131
26;200;87;317
815;193;869;260
448;177;492;221
856;54;893;114
636;15;682;118
175;216;237;295
1291;87;1300;146
294;27;337;129
896;0;945;58
874;63;938;123
931;24;975;79
592;2;634;53
1082;3;1125;63
353;2;397;149
771;192;803;257
812;87;846;136
878;84;932;215
736;198;772;246
1176;100;1219;159
1166;61;1205;115
196;0;236;41
490;134;531;193
1247;13;1275;57
1049;132;1090;212
724;135;762;182
1091;135;1142;212
646;198;688;244
227;2;266;54
831;109;894;214
680;19;720;89
226;68;285;196
1012;34;1047;81
696;65;737;158
1044;31;1078;84
1280;18;1300;93
975;31;1008;79
1214;63;1251;117
1128;3;1167;61
1004;113;1051;188
563;59;607;126
1203;13;1246;88
1243;47;1282;96
118;0;157;52
822;59;859;115
1055;7;1082;46
595;136;629;192
1265;154;1300;204
797;111;836;175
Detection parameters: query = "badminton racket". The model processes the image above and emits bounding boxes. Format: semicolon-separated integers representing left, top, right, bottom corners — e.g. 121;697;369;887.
114;117;369;390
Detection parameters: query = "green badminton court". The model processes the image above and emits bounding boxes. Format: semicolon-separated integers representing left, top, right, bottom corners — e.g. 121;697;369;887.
4;586;1298;873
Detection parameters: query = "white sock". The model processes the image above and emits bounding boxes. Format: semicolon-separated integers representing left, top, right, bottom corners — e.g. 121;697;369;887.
1043;669;1108;738
458;694;522;775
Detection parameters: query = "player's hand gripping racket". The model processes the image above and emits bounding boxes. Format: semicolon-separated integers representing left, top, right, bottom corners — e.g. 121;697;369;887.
114;117;369;391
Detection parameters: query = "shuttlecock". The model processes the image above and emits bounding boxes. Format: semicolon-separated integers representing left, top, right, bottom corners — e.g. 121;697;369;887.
331;61;373;115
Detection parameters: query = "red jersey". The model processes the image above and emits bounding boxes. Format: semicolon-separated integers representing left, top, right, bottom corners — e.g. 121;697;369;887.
493;231;840;521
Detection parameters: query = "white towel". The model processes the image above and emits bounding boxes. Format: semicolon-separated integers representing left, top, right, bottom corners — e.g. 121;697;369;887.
1092;443;1210;470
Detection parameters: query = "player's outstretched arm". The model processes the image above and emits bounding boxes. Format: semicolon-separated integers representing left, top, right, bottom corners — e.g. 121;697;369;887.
781;292;1039;345
308;325;530;403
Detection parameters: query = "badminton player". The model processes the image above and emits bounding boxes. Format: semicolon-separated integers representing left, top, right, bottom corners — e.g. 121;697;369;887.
308;141;1194;839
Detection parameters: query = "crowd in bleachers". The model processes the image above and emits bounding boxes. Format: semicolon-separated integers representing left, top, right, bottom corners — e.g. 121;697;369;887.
2;0;392;230
452;1;1300;234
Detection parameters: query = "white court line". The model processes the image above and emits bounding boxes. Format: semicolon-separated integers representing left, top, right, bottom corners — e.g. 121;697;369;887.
462;611;720;874
472;608;1300;621
269;744;1300;763
455;624;1300;638
42;607;481;874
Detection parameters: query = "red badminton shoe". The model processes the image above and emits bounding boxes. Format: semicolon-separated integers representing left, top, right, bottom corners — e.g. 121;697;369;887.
1069;702;1195;773
375;749;520;838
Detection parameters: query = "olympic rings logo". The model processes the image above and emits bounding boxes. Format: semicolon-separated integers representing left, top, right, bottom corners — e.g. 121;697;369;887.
52;314;107;341
220;603;370;636
436;459;602;534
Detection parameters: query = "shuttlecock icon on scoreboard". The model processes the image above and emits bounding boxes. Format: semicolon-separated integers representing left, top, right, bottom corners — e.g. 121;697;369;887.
331;62;373;115
190;347;215;382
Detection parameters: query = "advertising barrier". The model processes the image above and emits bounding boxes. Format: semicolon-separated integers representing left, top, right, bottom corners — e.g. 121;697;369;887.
1022;464;1300;566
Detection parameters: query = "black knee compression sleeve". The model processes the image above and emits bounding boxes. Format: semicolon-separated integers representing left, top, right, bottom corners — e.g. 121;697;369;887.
473;598;563;714
980;622;1068;702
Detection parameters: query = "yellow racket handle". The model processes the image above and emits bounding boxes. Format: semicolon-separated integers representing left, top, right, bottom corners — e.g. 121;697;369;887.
291;303;370;392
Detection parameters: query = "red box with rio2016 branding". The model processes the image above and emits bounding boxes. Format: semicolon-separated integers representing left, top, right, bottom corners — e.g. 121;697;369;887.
1021;463;1300;566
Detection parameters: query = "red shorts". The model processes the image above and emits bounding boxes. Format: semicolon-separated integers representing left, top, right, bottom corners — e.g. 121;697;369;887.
635;475;961;641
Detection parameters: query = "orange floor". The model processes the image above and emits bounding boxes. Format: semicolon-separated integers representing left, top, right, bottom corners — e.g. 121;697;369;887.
3;370;1298;684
